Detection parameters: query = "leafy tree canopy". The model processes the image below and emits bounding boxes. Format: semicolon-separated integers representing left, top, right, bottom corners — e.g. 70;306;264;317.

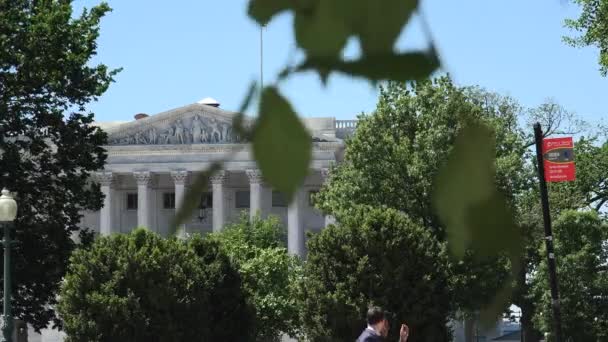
0;0;118;330
315;76;528;238
314;76;525;320
564;0;608;76
531;210;608;342
208;215;302;341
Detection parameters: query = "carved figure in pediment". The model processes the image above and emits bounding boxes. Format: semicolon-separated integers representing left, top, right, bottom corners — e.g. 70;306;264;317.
191;115;203;143
221;123;229;142
173;119;185;144
160;128;171;144
135;131;148;144
209;118;222;143
202;128;209;143
148;127;157;144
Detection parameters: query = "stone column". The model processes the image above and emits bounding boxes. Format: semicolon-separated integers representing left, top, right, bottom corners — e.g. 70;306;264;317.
210;170;226;232
246;169;265;220
96;171;114;236
320;168;336;227
170;170;189;211
171;170;189;236
133;171;152;229
288;189;305;257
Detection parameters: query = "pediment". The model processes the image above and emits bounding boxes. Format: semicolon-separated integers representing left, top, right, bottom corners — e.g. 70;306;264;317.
105;103;251;146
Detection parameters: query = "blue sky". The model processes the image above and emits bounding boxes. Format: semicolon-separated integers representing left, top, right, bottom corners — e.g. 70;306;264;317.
78;0;607;124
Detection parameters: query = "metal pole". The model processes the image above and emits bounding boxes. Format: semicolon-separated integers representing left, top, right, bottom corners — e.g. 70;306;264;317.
2;222;12;342
533;123;563;342
260;24;264;90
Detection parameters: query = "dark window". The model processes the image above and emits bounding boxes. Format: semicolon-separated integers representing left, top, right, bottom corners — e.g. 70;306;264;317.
272;191;287;207
126;193;138;210
199;192;213;209
163;192;175;209
235;191;250;208
309;190;318;206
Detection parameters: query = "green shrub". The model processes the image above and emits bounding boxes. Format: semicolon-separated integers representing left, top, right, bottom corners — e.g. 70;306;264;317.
210;215;302;341
58;228;254;342
299;206;452;342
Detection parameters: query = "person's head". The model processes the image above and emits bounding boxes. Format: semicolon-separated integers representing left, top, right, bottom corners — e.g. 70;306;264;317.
366;306;390;337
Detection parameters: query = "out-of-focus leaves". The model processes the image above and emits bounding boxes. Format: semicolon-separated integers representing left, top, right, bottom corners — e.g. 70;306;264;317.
294;0;349;59
338;0;418;54
434;120;523;325
171;162;223;233
247;0;293;25
248;0;429;83
297;50;439;83
253;87;311;202
434;122;497;258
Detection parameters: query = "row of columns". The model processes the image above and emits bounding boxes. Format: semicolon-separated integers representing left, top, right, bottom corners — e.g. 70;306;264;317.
95;168;333;257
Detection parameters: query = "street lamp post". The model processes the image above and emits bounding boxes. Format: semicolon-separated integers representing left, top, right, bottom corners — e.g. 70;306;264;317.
0;189;18;342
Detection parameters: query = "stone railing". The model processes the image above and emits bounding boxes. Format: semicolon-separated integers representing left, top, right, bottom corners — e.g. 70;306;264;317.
336;120;357;129
335;120;358;139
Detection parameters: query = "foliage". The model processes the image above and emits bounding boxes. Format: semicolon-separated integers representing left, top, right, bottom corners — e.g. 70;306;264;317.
531;211;608;341
299;206;452;342
0;0;118;330
58;228;254;342
315;77;527;234
564;0;608;76
510;109;607;341
209;215;302;341
314;77;525;321
253;88;311;202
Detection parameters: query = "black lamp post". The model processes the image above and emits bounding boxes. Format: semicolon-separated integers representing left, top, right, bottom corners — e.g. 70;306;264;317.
0;189;18;342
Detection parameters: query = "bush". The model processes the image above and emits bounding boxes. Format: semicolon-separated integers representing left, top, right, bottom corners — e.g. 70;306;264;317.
299;206;452;342
209;215;302;341
58;228;254;342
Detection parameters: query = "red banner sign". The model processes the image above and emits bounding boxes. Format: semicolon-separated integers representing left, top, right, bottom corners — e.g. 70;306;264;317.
542;137;575;182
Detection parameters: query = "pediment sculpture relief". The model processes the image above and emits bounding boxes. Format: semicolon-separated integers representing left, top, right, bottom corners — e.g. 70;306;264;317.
108;114;244;145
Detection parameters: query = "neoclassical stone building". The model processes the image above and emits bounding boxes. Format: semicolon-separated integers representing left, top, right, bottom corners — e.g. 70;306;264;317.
81;98;357;257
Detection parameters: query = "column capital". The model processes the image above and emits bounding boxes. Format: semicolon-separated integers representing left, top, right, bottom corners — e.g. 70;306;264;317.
95;171;114;186
210;170;226;185
133;171;152;186
245;169;264;184
170;170;189;185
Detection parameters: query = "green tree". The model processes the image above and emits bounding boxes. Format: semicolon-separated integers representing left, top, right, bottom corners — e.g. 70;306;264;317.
315;77;526;323
531;211;608;341
0;0;118;330
209;215;302;341
299;206;452;342
58;228;254;342
564;0;608;76
513;124;608;341
315;77;527;235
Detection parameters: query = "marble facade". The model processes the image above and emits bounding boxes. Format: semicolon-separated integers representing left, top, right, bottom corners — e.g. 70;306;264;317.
80;100;354;257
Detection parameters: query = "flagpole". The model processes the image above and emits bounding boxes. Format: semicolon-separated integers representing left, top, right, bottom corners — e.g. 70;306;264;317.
260;24;264;90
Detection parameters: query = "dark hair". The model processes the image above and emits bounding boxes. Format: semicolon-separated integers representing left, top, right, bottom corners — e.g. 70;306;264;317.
366;306;386;326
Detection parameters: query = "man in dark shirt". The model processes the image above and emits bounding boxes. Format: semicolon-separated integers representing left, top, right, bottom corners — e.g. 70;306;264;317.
356;306;409;342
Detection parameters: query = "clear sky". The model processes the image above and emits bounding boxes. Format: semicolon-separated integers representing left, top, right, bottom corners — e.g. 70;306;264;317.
77;0;607;124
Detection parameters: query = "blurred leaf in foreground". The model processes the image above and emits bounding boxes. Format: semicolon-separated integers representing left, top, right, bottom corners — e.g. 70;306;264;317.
434;121;523;325
253;87;312;202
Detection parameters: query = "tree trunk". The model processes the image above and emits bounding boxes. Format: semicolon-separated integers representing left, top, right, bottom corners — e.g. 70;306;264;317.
464;317;475;342
517;257;542;342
